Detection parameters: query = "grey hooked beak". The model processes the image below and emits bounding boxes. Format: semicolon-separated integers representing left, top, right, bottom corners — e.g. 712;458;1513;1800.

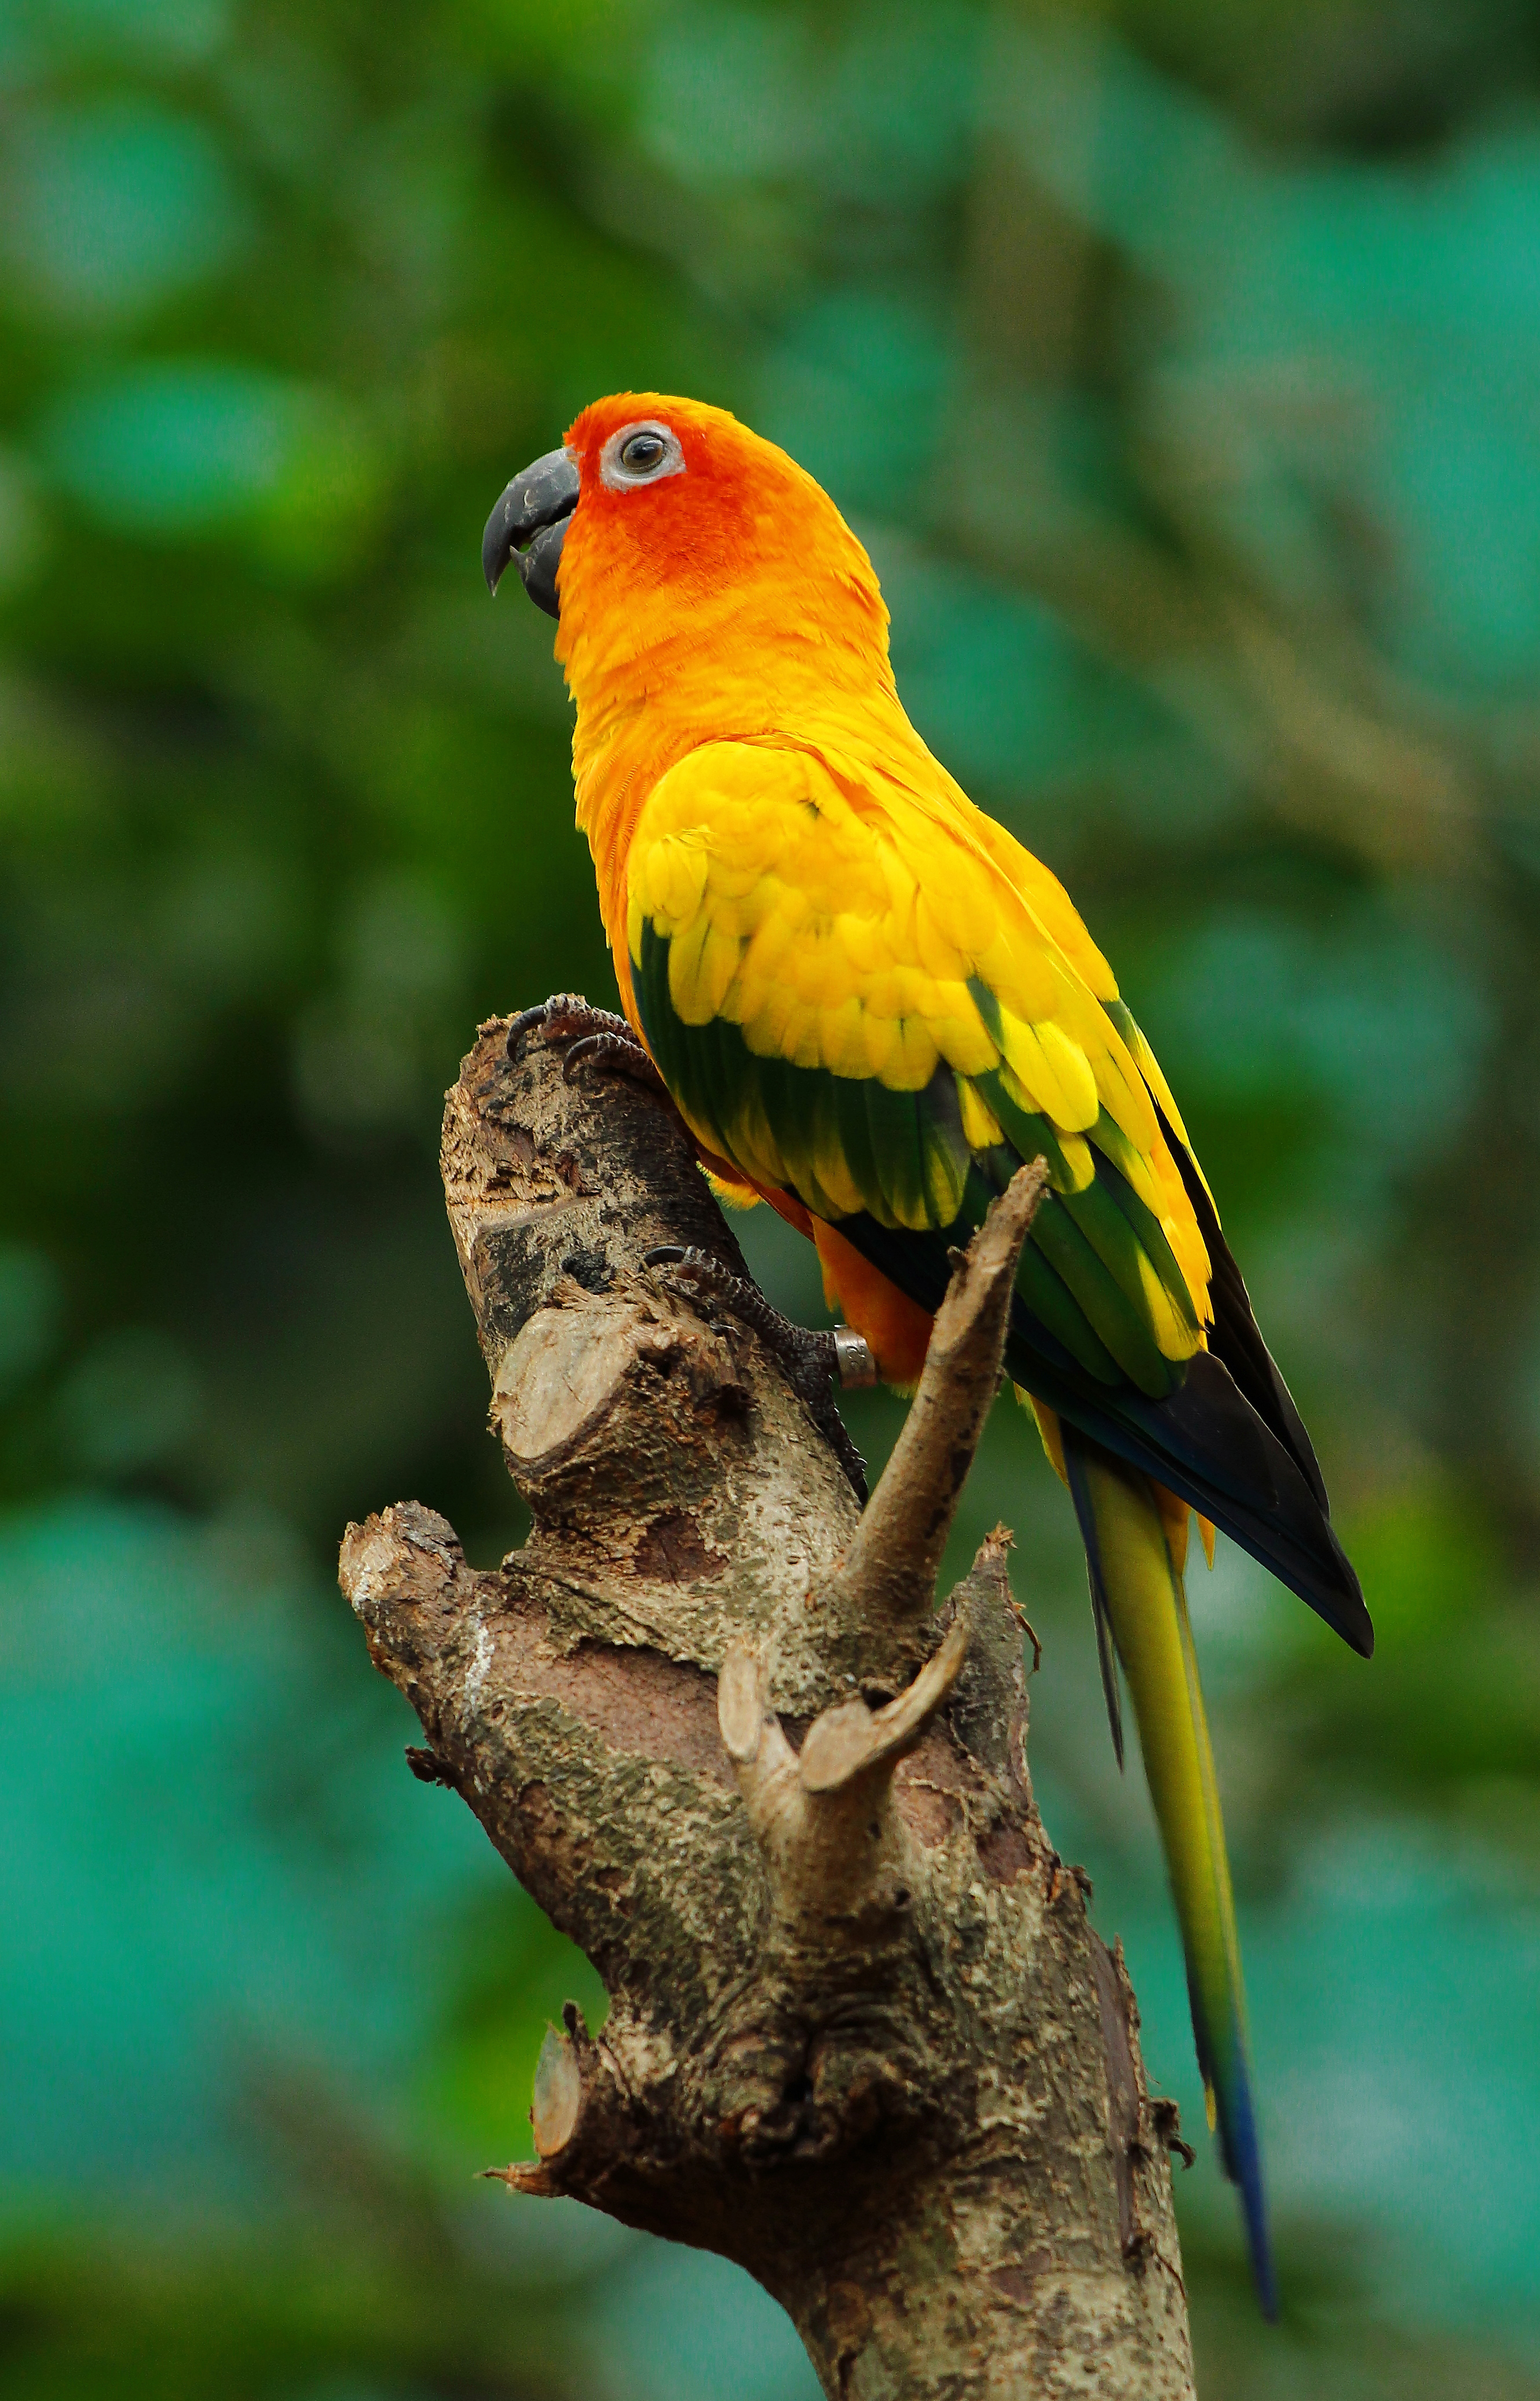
482;445;580;618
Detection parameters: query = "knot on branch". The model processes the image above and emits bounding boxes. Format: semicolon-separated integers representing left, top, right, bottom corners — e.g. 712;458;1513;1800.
481;2002;636;2203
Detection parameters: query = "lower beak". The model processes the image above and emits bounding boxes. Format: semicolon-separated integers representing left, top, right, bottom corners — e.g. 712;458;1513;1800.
482;446;580;617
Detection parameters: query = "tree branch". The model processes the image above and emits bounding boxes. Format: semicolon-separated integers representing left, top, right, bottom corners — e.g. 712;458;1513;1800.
339;1011;1197;2400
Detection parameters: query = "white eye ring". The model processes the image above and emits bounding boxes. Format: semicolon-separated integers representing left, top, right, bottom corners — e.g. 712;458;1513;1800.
601;420;686;491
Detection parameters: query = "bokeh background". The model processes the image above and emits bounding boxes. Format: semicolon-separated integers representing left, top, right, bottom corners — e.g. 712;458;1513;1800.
3;0;1540;2392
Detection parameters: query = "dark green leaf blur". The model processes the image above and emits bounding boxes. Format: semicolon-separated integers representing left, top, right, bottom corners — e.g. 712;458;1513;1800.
3;0;1539;2391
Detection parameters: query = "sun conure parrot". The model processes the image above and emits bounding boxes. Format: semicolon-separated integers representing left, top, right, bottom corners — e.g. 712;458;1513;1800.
482;391;1373;2317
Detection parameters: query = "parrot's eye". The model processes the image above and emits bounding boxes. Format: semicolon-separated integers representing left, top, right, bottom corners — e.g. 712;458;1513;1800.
601;419;686;492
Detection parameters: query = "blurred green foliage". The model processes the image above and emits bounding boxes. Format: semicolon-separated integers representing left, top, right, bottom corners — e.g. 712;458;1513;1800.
4;0;1540;2391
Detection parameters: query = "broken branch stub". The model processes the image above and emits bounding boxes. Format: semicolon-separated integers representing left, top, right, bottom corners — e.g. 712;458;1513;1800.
824;1161;1048;1640
338;1012;1195;2401
717;1615;971;1942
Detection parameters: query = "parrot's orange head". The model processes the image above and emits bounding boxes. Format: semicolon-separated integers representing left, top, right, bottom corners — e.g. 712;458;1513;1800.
481;392;891;712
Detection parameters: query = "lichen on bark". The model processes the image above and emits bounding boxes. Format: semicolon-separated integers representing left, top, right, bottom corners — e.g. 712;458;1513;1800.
338;1009;1198;2400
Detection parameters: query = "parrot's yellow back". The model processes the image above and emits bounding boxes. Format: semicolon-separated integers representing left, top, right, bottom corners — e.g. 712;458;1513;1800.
492;390;1374;2317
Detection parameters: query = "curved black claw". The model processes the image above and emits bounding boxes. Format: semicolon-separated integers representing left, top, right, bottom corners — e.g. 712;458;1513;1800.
644;1244;868;1502
506;995;631;1064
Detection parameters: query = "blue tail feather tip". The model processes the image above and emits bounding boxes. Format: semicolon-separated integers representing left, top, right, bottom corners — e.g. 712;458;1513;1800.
1221;2069;1278;2321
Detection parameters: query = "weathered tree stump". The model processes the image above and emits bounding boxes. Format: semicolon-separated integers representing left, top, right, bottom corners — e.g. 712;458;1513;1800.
339;1009;1196;2400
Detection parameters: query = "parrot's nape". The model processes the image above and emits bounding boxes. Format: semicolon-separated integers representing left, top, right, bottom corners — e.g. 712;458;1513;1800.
483;393;1373;2319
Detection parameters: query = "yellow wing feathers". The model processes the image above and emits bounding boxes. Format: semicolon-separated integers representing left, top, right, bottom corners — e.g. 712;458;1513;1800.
635;745;1117;1099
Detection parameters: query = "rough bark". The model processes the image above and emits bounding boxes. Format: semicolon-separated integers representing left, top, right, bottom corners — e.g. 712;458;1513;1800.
338;1009;1197;2400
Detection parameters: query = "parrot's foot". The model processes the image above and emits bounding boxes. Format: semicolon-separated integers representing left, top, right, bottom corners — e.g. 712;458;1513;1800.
507;994;628;1056
506;996;669;1099
645;1243;871;1503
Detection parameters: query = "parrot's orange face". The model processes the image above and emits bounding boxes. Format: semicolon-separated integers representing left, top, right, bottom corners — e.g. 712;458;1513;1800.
481;391;890;699
560;392;800;614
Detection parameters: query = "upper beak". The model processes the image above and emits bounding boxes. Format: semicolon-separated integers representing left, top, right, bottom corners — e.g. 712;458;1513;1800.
482;445;580;617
